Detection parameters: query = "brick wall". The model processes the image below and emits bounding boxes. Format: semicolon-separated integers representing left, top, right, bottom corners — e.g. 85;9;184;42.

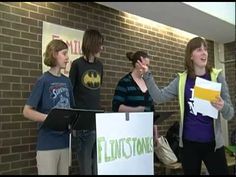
224;42;236;143
0;2;232;174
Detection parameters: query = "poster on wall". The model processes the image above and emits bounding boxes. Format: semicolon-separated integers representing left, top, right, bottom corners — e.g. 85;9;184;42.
96;112;154;175
42;21;84;76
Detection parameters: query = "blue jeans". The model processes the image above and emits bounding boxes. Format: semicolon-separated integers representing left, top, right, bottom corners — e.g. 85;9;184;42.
75;130;97;175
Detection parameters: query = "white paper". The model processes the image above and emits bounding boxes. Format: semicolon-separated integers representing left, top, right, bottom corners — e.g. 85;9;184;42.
193;77;222;119
195;77;221;91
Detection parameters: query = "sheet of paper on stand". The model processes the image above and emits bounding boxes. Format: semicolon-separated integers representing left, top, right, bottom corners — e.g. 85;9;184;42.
193;77;222;119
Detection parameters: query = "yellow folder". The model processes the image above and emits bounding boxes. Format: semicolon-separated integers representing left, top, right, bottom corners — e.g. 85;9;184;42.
194;86;220;102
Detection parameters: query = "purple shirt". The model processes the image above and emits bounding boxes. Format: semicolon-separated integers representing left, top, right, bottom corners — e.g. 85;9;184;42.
183;73;214;142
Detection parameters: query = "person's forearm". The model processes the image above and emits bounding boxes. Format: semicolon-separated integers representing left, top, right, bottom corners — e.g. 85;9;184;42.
153;125;159;145
221;101;234;120
218;73;234;120
23;106;47;122
118;104;145;112
143;71;178;104
143;71;167;104
153;125;158;137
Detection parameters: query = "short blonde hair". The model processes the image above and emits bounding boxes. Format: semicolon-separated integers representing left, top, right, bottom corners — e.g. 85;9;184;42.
44;39;68;67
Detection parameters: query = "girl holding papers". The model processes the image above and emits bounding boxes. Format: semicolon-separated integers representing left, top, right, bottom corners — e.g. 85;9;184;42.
138;37;234;175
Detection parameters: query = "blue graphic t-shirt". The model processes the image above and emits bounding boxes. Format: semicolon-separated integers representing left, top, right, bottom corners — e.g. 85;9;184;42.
26;71;75;150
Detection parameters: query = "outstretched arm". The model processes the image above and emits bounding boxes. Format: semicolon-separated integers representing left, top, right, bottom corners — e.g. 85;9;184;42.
137;60;178;104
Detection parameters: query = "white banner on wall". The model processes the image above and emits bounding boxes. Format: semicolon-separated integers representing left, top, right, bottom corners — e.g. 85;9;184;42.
42;21;84;76
96;112;154;175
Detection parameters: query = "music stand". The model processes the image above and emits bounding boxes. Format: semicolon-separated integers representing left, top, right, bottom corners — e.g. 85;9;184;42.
72;109;104;131
42;108;78;131
41;108;104;172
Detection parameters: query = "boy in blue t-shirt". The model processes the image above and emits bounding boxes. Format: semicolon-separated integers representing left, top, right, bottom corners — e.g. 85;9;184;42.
23;39;75;175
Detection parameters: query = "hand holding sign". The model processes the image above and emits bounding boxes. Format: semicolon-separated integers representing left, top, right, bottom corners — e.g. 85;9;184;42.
211;96;224;111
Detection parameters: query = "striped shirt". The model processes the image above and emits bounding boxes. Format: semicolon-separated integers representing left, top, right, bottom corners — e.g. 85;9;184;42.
112;72;154;112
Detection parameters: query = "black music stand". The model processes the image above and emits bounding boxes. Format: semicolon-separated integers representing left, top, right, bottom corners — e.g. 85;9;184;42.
41;108;104;172
72;109;104;131
42;108;78;131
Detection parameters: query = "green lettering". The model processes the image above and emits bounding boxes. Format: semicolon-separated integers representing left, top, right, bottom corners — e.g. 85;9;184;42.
132;137;137;156
110;139;116;161
119;138;126;159
149;137;153;152
97;137;105;163
137;138;144;155
144;137;150;153
124;137;132;159
105;139;111;162
114;139;121;160
98;136;153;164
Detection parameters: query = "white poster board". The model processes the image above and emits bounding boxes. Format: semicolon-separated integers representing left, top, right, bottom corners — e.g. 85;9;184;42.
42;21;84;76
96;112;154;175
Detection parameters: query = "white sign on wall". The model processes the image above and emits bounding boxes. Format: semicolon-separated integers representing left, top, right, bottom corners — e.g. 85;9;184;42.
42;21;84;76
96;112;154;175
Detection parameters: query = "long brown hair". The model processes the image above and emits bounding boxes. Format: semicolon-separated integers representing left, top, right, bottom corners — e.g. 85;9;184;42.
82;29;104;60
44;39;68;67
184;37;212;78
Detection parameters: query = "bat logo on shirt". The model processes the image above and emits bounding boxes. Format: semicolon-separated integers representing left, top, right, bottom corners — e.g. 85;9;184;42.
82;70;101;90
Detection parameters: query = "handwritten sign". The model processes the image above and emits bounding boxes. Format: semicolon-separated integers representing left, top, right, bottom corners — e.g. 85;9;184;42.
96;112;154;175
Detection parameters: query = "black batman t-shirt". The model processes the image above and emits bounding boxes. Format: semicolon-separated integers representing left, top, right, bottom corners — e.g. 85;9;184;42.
69;56;103;110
